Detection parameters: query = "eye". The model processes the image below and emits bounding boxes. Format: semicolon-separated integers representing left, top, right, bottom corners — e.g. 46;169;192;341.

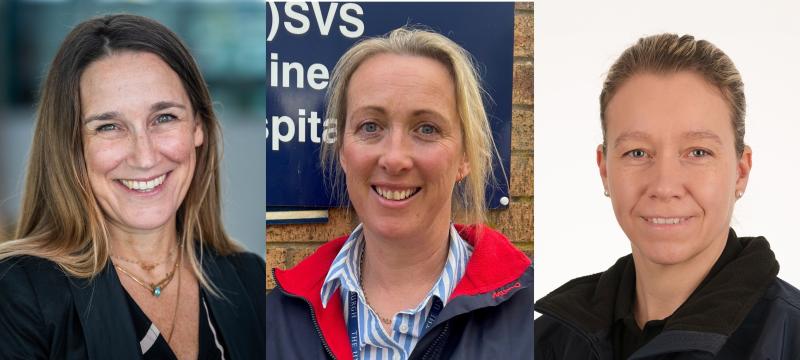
357;121;381;134
417;124;439;136
689;148;710;157
155;113;177;124
624;149;648;159
95;123;119;132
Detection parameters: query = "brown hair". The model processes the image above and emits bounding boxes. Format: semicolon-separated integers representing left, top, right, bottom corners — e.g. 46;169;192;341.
321;27;500;225
600;33;746;156
1;14;241;292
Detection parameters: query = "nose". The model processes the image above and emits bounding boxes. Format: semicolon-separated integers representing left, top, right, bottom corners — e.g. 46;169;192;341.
128;129;159;169
377;129;413;176
647;156;686;201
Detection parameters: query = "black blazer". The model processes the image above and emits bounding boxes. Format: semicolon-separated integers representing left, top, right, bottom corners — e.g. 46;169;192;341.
0;248;265;359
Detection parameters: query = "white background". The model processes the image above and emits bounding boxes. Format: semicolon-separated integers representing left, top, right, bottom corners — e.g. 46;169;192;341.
534;0;800;303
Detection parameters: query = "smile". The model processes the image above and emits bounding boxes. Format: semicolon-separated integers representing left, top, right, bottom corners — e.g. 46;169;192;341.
118;173;167;192
372;186;421;201
642;216;691;225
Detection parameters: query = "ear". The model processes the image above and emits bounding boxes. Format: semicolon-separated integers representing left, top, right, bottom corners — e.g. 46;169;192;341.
597;144;609;193
735;145;753;197
457;152;471;182
193;117;204;147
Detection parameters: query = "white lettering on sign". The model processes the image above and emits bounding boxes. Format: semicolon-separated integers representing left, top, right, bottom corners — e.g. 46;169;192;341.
268;1;365;42
266;110;337;151
269;53;329;90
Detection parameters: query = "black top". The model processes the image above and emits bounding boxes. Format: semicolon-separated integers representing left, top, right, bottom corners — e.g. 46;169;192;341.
0;249;265;359
610;233;743;359
122;288;225;359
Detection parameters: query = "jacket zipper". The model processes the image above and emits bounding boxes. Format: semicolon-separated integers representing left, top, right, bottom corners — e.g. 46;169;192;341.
419;322;449;359
272;268;338;360
535;306;602;359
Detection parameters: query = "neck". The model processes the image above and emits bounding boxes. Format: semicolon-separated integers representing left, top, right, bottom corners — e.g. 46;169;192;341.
361;221;451;294
108;219;179;265
631;231;728;327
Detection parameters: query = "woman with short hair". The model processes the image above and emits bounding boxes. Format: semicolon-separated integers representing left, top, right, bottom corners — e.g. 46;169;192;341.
535;33;800;359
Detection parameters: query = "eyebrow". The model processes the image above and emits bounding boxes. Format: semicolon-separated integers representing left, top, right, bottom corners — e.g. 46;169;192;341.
83;101;187;123
682;130;723;145
613;129;723;148
613;131;650;149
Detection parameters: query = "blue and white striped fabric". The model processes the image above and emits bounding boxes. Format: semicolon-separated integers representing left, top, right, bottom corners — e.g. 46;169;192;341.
320;224;473;360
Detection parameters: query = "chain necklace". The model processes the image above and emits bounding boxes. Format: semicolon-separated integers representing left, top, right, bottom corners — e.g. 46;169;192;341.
111;246;175;272
114;245;181;297
165;256;182;342
359;241;393;325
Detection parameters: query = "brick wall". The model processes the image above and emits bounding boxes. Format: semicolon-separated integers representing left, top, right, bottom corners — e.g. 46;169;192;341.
266;3;534;289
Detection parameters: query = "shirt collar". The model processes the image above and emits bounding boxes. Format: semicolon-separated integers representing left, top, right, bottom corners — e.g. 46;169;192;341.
320;224;473;309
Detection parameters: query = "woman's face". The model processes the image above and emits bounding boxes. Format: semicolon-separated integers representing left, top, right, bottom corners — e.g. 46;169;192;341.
598;71;751;266
340;53;469;240
81;51;203;234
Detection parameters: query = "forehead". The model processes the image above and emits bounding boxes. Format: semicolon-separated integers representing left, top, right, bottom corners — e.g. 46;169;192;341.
346;53;456;112
605;71;733;141
79;51;190;116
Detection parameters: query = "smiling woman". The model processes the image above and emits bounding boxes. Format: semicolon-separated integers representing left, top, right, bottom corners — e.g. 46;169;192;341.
0;14;264;359
267;27;533;360
534;34;800;359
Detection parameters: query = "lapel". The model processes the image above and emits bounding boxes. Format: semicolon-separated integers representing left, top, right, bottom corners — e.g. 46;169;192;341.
201;250;263;359
68;261;140;360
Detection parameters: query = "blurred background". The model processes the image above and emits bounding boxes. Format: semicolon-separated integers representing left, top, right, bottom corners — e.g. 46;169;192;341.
0;0;265;257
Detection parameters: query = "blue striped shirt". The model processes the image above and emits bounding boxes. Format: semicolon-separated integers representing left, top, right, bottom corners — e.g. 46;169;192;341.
320;224;473;360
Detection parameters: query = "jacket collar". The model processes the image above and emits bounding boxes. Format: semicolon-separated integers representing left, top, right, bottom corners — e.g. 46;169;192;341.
273;224;532;360
535;228;779;357
200;248;263;360
69;261;141;360
70;247;261;360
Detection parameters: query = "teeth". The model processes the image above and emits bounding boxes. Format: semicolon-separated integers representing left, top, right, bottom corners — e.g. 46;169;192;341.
647;217;685;225
375;187;417;201
120;174;166;192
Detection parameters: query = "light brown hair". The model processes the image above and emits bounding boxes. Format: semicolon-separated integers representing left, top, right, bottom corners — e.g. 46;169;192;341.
600;33;746;156
322;27;499;225
0;14;241;292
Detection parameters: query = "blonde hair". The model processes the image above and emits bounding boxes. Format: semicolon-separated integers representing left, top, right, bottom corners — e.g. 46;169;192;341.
600;33;746;156
0;14;242;293
321;27;497;225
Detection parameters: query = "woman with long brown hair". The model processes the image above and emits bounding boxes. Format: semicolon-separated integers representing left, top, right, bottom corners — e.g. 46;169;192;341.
0;14;264;359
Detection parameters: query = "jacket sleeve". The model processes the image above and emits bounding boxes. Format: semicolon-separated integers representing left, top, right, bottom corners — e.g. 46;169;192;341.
0;259;49;359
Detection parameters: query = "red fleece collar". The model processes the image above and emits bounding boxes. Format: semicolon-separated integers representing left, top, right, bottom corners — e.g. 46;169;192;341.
273;224;531;360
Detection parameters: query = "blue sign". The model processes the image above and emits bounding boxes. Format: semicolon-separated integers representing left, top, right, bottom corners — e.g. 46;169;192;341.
267;2;514;210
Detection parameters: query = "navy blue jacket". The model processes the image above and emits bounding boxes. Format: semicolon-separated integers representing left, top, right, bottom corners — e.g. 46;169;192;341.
535;230;800;359
267;224;533;359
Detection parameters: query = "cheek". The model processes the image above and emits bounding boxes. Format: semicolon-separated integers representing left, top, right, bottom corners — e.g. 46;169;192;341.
155;132;196;163
84;139;127;177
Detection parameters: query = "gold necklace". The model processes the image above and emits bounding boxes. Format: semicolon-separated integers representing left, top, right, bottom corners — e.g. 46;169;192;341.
359;242;393;325
111;247;175;271
165;255;182;342
115;247;181;297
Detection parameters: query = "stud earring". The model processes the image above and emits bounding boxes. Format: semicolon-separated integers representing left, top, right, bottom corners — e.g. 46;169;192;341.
736;190;744;198
604;190;609;197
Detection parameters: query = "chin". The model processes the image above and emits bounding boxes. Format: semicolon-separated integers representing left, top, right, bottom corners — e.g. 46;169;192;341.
634;240;701;266
363;218;415;240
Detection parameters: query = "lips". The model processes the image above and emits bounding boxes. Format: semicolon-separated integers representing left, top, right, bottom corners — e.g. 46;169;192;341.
372;185;421;201
118;173;167;192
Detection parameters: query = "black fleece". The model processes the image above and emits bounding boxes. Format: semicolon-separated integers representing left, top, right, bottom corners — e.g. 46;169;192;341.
534;228;800;360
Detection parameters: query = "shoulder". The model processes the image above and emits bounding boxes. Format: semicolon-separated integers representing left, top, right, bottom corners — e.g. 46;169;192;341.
724;278;800;357
0;255;72;299
0;256;76;358
216;250;266;280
